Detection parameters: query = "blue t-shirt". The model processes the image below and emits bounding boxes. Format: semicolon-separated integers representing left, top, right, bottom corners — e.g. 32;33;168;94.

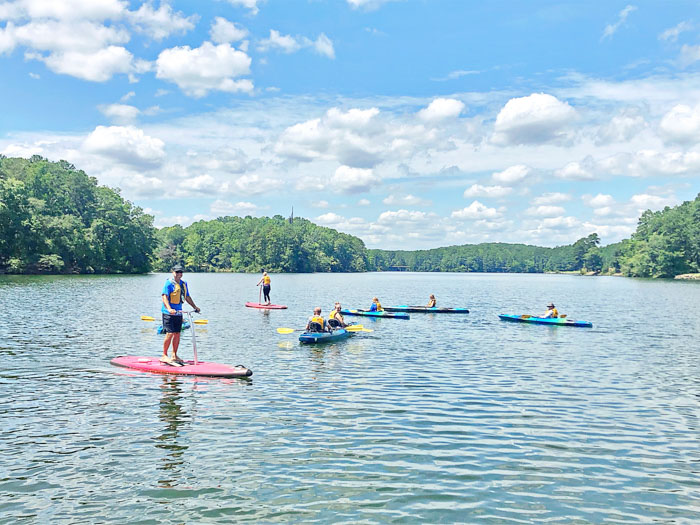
161;278;189;314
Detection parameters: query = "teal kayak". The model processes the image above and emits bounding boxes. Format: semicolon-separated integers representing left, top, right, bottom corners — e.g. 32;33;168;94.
299;328;352;344
499;314;592;328
384;305;469;314
156;321;191;334
340;309;410;320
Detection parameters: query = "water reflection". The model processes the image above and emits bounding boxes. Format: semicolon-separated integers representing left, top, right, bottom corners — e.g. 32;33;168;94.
156;375;191;484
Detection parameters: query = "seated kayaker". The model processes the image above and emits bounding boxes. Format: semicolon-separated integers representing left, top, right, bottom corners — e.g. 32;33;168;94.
368;297;383;312
328;302;347;328
541;302;559;318
306;307;327;332
426;294;436;307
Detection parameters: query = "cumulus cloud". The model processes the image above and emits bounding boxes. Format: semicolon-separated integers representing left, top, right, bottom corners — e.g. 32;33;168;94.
83;125;165;169
258;30;335;58
526;205;566;217
492;93;576;145
382;194;431;206
596;108;647;144
331;165;375;194
155;42;253;97
210;17;248;44
531;192;571;206
602;5;637;40
418;98;465;122
659;103;700;144
555;158;597;180
98;103;141;124
463;184;512;198
210;199;259;216
492;164;529;184
128;2;198;41
451;200;502;220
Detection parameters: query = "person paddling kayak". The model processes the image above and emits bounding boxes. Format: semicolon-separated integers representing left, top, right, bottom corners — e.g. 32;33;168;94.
328;302;348;328
256;270;272;305
369;297;383;312
161;265;200;366
541;303;559;318
426;294;436;307
306;307;327;332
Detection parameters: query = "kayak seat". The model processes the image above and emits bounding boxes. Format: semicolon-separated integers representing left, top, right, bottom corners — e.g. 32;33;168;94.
327;319;342;329
308;321;324;333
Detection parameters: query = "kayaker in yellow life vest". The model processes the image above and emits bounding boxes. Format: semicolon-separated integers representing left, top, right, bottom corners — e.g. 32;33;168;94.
426;294;436;307
306;307;326;332
542;303;559;318
369;297;383;312
329;302;347;328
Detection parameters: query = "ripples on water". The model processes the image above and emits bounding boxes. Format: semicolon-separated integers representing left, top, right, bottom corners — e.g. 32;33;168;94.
2;273;700;523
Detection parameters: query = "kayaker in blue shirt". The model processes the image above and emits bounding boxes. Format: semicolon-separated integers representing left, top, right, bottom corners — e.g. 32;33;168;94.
369;297;383;312
161;265;200;366
541;303;559;318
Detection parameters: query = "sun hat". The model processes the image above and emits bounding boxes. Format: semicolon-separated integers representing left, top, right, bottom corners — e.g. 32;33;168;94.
547;302;555;307
172;265;185;272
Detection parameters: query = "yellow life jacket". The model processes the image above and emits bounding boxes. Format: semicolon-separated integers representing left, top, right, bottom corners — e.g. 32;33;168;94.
169;280;188;305
551;308;558;318
374;301;382;311
310;315;325;329
263;275;271;285
329;310;338;320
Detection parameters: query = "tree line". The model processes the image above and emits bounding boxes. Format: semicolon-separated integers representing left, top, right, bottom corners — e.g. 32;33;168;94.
1;157;697;278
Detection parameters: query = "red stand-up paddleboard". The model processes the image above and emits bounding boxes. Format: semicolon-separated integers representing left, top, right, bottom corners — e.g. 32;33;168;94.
245;302;287;309
112;311;252;378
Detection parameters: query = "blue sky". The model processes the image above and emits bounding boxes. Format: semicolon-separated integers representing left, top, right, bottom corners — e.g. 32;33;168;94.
2;0;700;249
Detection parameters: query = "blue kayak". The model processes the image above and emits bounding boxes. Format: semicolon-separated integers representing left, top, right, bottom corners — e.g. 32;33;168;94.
299;328;352;344
384;305;469;314
156;321;191;334
499;314;592;328
340;309;410;320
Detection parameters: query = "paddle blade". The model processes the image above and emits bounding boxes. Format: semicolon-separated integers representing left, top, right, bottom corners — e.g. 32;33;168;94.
560;314;567;319
346;325;372;332
277;327;295;334
141;315;156;321
193;319;208;325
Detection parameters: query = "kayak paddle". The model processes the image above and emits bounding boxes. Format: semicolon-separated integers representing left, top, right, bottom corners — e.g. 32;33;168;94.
141;315;208;324
277;325;366;334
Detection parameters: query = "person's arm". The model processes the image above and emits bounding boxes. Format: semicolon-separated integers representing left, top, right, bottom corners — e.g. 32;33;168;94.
256;277;263;285
162;294;176;315
185;294;200;313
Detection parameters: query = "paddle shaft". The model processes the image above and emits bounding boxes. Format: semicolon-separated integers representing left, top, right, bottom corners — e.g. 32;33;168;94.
184;310;199;365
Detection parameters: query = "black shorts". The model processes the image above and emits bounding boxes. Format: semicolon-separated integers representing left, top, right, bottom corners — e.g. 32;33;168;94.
162;313;183;333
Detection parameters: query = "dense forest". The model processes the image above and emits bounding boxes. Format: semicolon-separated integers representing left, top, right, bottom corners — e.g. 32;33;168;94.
1;157;698;278
0;156;156;273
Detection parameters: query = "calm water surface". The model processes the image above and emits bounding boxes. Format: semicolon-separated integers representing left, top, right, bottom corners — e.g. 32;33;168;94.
2;272;700;523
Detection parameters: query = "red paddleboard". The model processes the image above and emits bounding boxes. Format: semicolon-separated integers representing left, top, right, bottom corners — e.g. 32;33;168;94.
111;356;252;378
245;302;287;309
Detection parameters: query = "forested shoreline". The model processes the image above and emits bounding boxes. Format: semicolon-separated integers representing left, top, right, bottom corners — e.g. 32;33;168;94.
1;157;698;278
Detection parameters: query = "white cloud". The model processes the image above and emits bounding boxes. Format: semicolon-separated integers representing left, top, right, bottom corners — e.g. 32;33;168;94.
226;0;260;15
39;46;149;82
98;103;140;124
1;0;125;21
315;212;346;225
630;193;676;211
382;194;430;206
257;29;335;59
526;205;566;217
331;165;375;194
680;44;700;67
210;17;248;44
357;198;370;206
596;108;646;144
451;200;502;220
463;184;512;198
492;93;576;145
555;160;597;180
492;164;529;184
128;2;198;41
583;193;615;208
311;200;329;208
418;98;465;122
659;21;693;42
210;199;258;216
531;192;571;205
155;42;253;97
659;103;700;144
83;125;165;169
347;0;396;10
602;5;637;40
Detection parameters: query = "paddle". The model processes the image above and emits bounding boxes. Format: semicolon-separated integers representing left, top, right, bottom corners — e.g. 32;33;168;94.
520;314;567;320
277;325;368;334
141;315;208;324
345;325;373;332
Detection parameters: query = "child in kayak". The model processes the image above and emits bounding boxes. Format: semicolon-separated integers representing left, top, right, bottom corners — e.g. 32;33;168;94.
306;307;327;332
369;297;383;312
541;303;559;318
426;294;436;307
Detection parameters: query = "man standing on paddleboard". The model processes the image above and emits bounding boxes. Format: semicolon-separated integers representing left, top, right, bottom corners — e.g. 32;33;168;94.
161;265;200;365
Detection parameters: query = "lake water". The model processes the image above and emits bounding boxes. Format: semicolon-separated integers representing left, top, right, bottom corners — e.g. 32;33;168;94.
2;272;700;523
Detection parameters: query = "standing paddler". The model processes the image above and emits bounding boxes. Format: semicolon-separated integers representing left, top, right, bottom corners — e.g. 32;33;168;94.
161;265;200;366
